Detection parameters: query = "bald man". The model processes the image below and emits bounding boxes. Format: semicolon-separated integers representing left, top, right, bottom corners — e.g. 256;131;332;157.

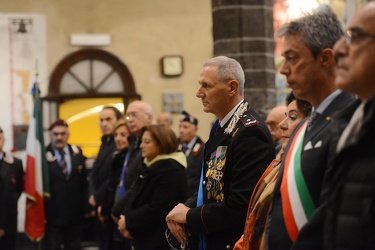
265;104;287;154
156;112;173;128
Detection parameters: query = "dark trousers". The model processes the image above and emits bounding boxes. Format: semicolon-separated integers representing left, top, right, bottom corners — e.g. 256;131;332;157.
0;232;16;250
42;223;82;250
94;217;113;250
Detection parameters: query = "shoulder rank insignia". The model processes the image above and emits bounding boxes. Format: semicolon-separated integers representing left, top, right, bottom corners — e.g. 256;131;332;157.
240;114;258;128
71;145;80;155
192;142;204;155
46;151;57;162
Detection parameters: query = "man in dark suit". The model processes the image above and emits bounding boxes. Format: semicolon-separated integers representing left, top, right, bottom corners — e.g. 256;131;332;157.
322;3;375;249
266;9;355;250
42;119;87;250
88;106;122;250
178;110;205;197
166;56;275;249
0;126;24;250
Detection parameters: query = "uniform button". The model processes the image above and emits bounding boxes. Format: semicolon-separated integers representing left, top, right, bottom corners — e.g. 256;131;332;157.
226;245;231;249
203;181;206;185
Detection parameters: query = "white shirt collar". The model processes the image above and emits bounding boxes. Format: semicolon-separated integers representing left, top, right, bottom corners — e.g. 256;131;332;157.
315;89;342;114
219;99;245;127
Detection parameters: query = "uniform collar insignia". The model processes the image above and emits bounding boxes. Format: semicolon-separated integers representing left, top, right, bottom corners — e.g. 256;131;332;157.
46;151;57;162
224;101;248;135
71;145;80;155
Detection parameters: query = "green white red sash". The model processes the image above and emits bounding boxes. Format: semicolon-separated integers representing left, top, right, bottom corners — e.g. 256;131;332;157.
280;120;316;241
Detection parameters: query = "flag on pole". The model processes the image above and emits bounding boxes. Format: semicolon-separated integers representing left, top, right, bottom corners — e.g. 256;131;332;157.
24;74;50;241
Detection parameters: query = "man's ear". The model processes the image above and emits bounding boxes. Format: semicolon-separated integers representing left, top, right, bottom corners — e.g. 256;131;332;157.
228;80;239;96
320;48;335;67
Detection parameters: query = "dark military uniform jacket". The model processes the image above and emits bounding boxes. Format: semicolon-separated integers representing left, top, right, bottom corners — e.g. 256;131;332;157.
185;101;275;250
44;144;87;225
0;152;24;234
179;136;205;197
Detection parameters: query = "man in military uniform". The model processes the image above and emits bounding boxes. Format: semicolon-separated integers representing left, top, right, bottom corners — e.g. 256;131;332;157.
0;126;24;250
42;119;87;250
178;110;204;197
166;56;275;249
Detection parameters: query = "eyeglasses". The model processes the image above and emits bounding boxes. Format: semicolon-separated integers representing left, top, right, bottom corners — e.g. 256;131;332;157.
344;27;375;45
125;112;148;120
165;228;189;250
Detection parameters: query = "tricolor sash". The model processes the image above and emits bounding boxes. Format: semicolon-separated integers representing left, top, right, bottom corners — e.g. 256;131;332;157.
280;120;315;241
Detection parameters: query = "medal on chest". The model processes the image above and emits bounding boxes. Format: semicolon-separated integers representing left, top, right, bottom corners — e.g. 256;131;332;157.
206;146;227;202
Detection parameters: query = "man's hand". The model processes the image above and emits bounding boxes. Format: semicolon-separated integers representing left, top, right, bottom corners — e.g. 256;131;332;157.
85;157;96;170
88;195;96;207
166;203;190;224
0;229;5;238
111;214;119;224
118;215;134;239
166;203;190;243
97;206;108;224
166;220;187;243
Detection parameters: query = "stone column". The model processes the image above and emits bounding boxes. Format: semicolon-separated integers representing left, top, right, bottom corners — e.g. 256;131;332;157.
212;0;275;116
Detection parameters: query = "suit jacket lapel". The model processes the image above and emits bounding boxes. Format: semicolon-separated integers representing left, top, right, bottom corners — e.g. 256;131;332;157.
304;92;354;145
47;145;69;180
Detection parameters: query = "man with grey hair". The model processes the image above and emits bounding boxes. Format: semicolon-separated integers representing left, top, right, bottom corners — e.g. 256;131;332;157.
166;56;274;249
156;112;173;128
266;9;354;250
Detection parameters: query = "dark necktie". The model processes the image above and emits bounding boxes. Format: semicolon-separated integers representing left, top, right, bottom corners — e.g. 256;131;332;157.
181;144;188;155
307;112;320;131
59;151;69;178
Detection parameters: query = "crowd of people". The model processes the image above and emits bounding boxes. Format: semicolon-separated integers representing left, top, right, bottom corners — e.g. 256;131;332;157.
1;2;375;249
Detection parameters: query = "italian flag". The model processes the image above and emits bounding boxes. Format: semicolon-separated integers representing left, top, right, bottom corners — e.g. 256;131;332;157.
24;81;50;241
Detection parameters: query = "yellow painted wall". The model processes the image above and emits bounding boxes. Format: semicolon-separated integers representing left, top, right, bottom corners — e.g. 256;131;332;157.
59;98;123;157
0;0;214;141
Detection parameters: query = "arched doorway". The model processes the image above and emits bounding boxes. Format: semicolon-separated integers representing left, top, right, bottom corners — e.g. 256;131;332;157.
44;48;140;156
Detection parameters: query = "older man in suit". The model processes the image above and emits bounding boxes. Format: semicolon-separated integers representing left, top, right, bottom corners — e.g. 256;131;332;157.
166;56;275;250
42;119;87;250
322;3;375;249
266;9;355;250
0;126;24;250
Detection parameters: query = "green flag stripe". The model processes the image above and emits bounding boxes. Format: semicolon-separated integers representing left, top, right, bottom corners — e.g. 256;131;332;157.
34;82;50;197
293;136;316;220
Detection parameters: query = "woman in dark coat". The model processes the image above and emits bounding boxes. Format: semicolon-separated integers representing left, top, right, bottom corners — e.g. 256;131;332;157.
117;124;187;250
97;120;131;250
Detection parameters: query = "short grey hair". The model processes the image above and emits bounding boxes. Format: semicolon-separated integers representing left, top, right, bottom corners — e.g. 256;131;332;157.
276;9;343;58
203;56;245;95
